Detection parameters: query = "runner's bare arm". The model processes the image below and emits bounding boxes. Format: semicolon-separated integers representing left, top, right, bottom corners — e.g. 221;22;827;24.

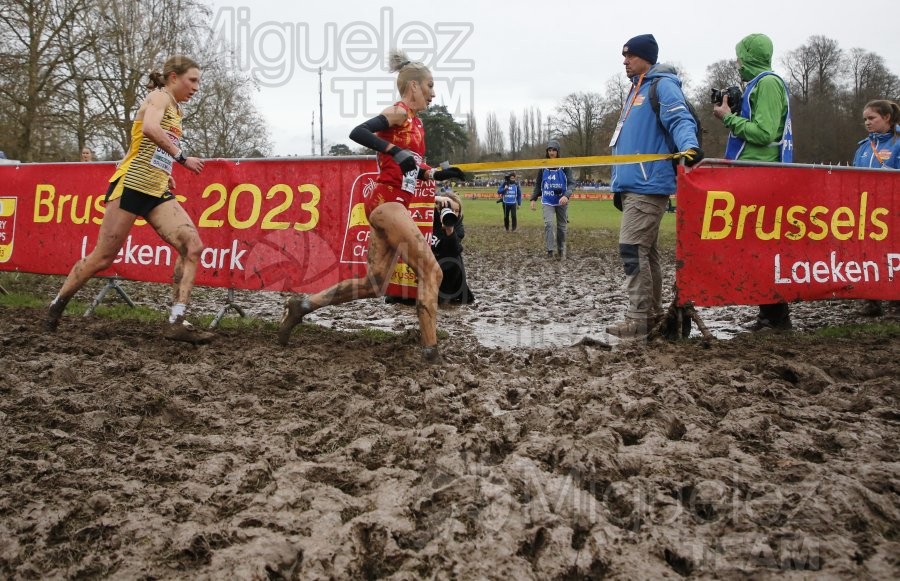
141;92;180;157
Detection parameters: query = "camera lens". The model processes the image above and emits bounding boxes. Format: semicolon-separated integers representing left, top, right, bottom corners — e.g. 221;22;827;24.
440;207;458;227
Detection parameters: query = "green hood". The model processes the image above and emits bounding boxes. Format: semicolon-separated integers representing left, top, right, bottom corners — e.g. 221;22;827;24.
736;33;773;81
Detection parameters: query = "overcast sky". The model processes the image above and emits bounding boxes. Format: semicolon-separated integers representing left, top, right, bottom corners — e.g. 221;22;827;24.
208;0;899;157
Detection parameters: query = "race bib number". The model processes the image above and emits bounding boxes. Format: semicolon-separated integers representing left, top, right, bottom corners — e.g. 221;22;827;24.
401;169;417;194
150;132;179;174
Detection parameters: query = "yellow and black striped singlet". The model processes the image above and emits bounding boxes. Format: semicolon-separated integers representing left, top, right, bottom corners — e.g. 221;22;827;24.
109;98;184;199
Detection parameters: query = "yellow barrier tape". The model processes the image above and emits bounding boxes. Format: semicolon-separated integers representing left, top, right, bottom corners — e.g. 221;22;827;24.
453;153;673;173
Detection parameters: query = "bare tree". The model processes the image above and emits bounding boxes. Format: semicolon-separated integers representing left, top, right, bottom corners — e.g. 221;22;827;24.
846;48;900;110
808;35;844;96
483;111;504;157
781;44;816;104
184;70;272;158
508;111;521;156
461;111;480;162
521;106;530;150
0;0;91;161
555;91;607;158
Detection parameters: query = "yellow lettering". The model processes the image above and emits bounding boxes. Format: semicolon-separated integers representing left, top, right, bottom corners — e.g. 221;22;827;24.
293;184;321;232
870;208;888;241
69;195;92;225
735;204;757;240
857;191;868;240
784;206;807;240
56;194;73;224
830;207;854;241
808;206;829;241
34;184;55;223
700;191;735;240
92;195;106;225
755;206;783;241
228;183;262;230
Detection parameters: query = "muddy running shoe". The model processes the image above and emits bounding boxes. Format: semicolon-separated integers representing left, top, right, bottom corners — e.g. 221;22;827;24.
165;316;215;345
857;300;883;317
422;345;441;364
605;319;648;339
44;300;68;332
278;296;311;346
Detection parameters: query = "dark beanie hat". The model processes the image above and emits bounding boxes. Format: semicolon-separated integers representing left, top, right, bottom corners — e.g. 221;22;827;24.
622;34;658;65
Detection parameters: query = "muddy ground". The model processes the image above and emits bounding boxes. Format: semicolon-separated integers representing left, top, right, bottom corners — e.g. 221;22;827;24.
1;223;898;580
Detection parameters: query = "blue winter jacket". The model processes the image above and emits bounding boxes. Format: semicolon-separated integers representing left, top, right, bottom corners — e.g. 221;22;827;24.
611;65;700;195
852;130;900;169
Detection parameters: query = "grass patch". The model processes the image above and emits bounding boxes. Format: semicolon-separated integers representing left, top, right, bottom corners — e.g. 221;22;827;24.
808;322;900;340
455;195;677;253
0;290;47;309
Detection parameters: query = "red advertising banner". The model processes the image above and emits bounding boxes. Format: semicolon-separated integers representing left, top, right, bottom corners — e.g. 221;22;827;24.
676;162;899;307
0;158;435;296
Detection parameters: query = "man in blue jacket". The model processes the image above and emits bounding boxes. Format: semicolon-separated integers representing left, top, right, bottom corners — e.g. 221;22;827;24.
530;140;574;259
497;171;522;231
608;34;702;339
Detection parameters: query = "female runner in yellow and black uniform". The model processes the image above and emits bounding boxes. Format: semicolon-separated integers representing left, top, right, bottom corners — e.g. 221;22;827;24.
277;49;465;361
45;55;214;344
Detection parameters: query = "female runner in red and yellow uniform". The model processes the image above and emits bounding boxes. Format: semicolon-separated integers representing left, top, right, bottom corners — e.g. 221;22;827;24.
45;55;214;344
278;49;465;361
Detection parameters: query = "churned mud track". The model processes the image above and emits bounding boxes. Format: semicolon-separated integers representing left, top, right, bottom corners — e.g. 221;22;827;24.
1;300;898;579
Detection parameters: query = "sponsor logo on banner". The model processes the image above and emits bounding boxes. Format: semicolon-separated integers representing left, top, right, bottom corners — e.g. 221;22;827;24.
340;173;436;264
339;173;437;298
0;197;17;263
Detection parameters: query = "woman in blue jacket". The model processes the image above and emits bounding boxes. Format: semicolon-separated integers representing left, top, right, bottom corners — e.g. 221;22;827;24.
852;99;900;318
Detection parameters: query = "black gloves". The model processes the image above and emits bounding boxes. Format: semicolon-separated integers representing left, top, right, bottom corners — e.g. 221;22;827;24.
433;167;466;181
387;146;418;174
681;147;704;167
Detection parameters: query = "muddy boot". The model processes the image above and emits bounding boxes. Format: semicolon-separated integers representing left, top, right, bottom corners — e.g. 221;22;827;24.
605;318;649;340
857;300;883;317
165;316;215;345
44;298;69;332
422;345;442;364
278;295;311;346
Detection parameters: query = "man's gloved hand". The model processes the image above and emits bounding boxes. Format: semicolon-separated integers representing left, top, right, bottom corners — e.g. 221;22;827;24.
433;166;466;181
677;147;704;167
387;146;418;174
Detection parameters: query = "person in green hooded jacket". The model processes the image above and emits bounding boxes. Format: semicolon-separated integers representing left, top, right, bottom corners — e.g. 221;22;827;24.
713;32;795;331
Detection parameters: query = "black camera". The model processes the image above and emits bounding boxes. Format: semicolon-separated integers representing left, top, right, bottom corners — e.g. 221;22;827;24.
439;206;458;227
710;86;742;114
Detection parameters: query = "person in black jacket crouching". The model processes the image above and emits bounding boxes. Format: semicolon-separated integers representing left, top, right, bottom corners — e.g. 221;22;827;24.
432;190;475;304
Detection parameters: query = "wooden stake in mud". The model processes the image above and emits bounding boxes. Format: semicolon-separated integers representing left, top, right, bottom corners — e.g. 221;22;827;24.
650;294;714;341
